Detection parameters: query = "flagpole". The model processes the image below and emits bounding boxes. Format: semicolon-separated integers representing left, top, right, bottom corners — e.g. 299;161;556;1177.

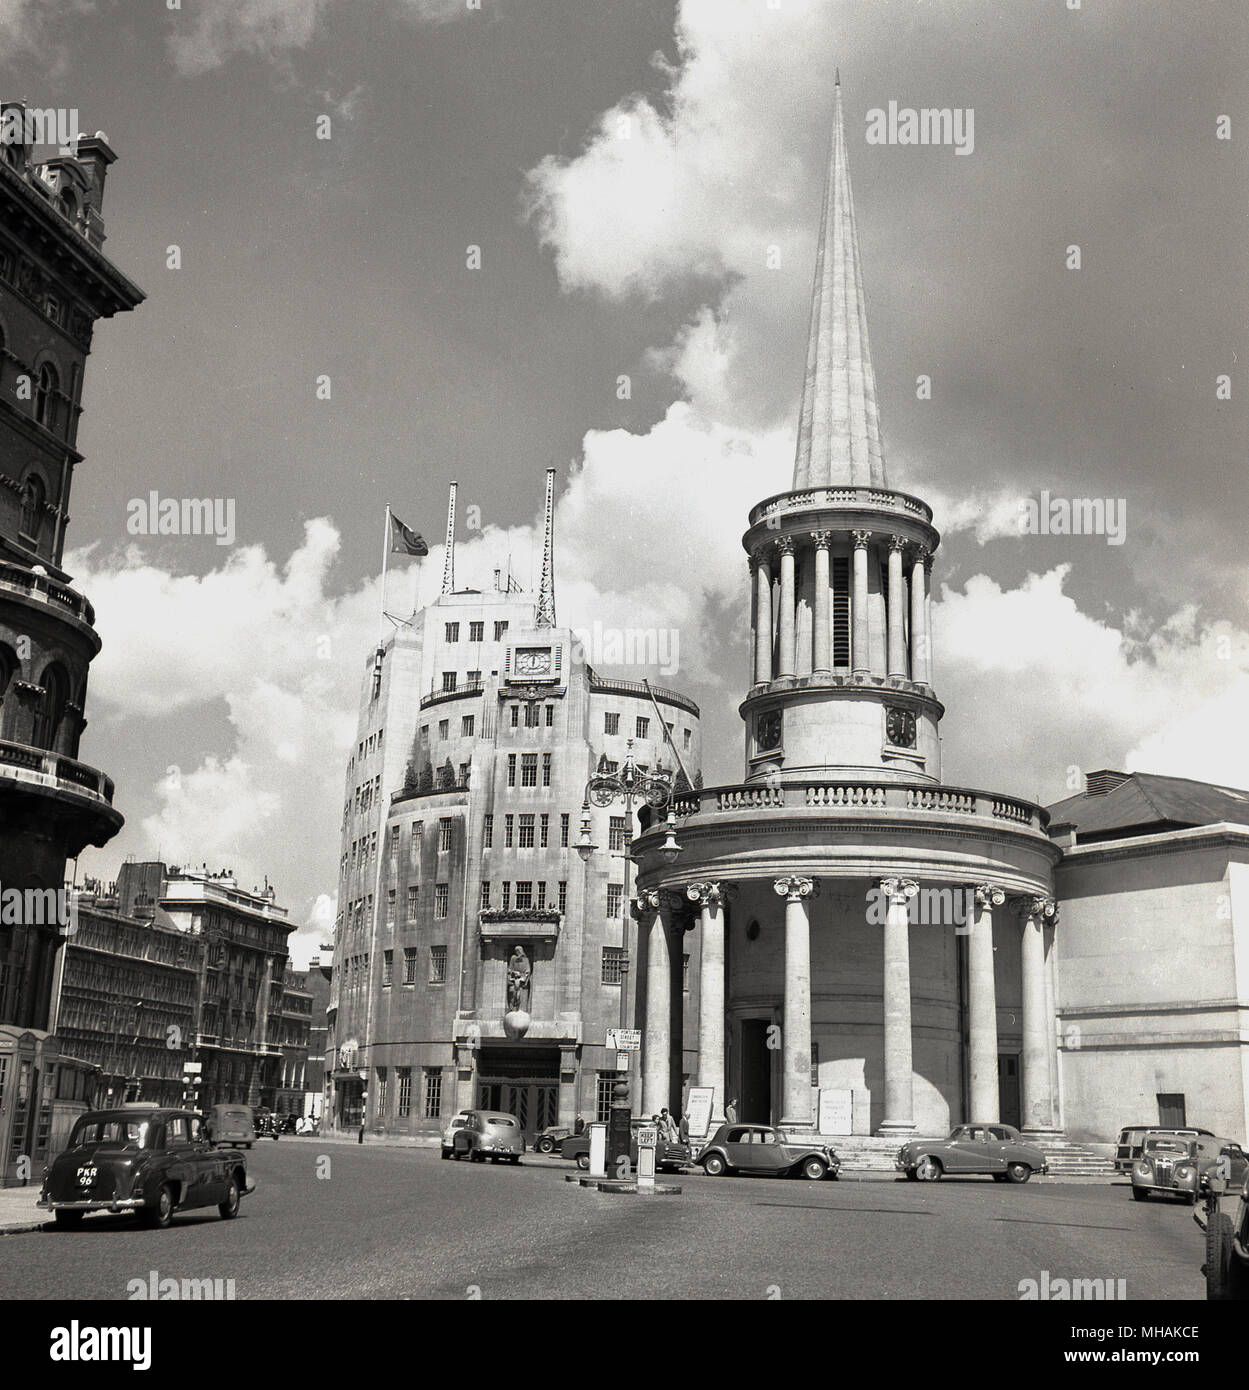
380;504;392;636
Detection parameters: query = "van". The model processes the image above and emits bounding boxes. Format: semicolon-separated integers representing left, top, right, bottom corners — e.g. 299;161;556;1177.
1114;1124;1213;1173
206;1104;256;1149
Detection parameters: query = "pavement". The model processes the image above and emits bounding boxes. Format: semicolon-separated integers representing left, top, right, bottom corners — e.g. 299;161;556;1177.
0;1142;1202;1300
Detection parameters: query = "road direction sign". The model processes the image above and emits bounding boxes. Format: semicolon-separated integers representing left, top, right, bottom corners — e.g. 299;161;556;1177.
606;1028;641;1051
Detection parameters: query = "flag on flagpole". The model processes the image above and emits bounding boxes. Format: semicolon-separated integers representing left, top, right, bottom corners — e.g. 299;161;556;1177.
389;513;428;557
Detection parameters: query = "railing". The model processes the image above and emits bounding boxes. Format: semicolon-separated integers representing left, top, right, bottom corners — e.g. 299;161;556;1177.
0;739;115;804
748;486;934;528
0;561;95;626
665;779;1050;832
419;679;485;709
585;667;700;718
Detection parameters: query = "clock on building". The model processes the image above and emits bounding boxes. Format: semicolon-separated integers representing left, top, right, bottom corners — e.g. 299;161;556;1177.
757;710;782;752
885;707;917;749
514;647;553;677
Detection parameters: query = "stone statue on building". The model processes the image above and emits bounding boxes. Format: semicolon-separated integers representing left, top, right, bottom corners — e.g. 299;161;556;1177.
506;946;531;1013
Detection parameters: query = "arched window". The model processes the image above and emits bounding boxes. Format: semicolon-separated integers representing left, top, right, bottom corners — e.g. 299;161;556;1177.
33;662;68;751
0;644;16;732
19;473;45;540
34;362;57;429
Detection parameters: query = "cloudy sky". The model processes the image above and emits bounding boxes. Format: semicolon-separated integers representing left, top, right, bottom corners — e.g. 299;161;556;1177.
4;0;1245;965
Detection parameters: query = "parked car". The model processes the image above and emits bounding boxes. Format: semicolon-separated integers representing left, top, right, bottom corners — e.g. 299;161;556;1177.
534;1124;575;1154
697;1123;840;1180
440;1110;474;1158
560;1120;690;1173
38;1108;253;1230
896;1124;1049;1183
1114;1124;1215;1173
1131;1132;1247;1205
1195;1168;1249;1299
253;1110;281;1141
445;1110;524;1164
205;1103;255;1149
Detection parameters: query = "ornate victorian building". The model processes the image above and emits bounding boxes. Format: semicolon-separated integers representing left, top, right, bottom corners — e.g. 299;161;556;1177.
632;79;1063;1140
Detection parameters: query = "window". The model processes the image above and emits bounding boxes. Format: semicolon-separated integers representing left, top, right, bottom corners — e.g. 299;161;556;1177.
34;362;57;430
439;818;453;852
536;881;547;909
376;1068;389;1115
507;754;517;786
397;1068;412;1117
429;945;447;983
480;881;491;909
518;813;535;848
540;813;549;847
545;704;554;727
683;953;690;993
515;881;533;910
596;1072;621;1123
504;815;514;848
382;950;393;986
19;473;45;540
521;753;538;787
424;1068;443;1118
558;881;567;912
608;816;629;852
445;622;460;642
602;947;626;985
436;719;448;741
832;555;851;667
510;705;520;729
461;714;475;737
525;702;540;728
483;814;493;848
636;716;650;739
441;672;457;692
683;728;691;750
560;813;570;848
390;825;400;857
469;621;484;642
466;669;481;686
606;883;623;919
386;889;395;926
403;947;418;984
501;882;511;911
604;712;619;735
434;884;449;919
494;621;509;641
542;753;552;786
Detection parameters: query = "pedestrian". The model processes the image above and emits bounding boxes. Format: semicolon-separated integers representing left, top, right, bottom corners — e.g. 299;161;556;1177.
725;1097;738;1123
574;1114;585;1135
678;1112;690;1144
659;1108;678;1142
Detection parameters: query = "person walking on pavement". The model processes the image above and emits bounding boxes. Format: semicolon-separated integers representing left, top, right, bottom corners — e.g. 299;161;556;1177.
725;1098;738;1123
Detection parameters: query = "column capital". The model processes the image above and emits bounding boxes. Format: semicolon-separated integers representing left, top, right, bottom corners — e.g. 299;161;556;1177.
685;881;734;907
809;529;833;550
879;877;918;905
910;543;931;566
851;529;872;548
922;551;935;573
973;884;1006;910
775;535;796;557
887;534;907;553
631;890;662;919
749;546;772;571
773;876;817;901
1011;894;1058;922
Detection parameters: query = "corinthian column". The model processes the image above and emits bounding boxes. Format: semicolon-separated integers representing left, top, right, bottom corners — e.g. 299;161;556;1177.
687;882;729;1124
887;535;906;678
638;890;672;1117
810;531;832;674
910;546;930;685
968;885;1004;1122
852;530;871;675
773;876;816;1129
1014;895;1058;1136
777;537;796;678
877;877;918;1135
753;550;772;686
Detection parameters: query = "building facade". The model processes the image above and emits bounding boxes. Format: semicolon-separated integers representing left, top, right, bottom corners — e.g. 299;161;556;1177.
632;78;1062;1142
326;478;703;1137
0;104;142;1033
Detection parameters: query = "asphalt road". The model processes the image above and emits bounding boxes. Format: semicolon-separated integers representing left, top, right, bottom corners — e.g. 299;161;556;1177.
0;1140;1207;1300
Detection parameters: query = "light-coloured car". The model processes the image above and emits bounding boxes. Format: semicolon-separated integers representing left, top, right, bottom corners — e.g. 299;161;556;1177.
697;1124;839;1180
440;1110;473;1159
896;1124;1049;1183
1132;1132;1248;1205
1114;1124;1214;1173
446;1110;525;1164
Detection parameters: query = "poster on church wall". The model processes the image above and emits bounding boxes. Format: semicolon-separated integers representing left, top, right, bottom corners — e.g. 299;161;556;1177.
818;1088;854;1135
686;1086;716;1138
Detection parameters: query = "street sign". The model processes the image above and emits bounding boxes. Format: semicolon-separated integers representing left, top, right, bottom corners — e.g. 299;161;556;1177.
615;1051;630;1070
182;1061;202;1076
606;1028;641;1052
636;1125;658;1189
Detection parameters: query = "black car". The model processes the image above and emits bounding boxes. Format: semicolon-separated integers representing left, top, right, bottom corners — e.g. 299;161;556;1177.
38;1108;253;1229
559;1122;690;1173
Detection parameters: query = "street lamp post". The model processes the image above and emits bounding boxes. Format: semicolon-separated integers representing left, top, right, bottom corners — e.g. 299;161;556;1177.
576;740;683;1147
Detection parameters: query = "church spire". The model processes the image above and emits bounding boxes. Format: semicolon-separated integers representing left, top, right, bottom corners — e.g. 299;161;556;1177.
441;481;457;596
792;77;887;490
535;466;556;628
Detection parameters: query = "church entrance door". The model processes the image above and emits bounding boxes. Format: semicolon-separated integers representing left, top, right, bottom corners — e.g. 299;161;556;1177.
740;1020;773;1125
998;1053;1021;1129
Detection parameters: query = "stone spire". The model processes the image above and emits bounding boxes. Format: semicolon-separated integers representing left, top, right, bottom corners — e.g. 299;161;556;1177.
535;466;556;628
441;480;456;596
792;75;887;490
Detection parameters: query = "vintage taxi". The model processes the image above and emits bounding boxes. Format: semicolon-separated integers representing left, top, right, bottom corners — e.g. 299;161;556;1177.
1131;1132;1248;1205
697;1123;840;1180
896;1123;1049;1183
38;1107;253;1229
444;1110;525;1164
